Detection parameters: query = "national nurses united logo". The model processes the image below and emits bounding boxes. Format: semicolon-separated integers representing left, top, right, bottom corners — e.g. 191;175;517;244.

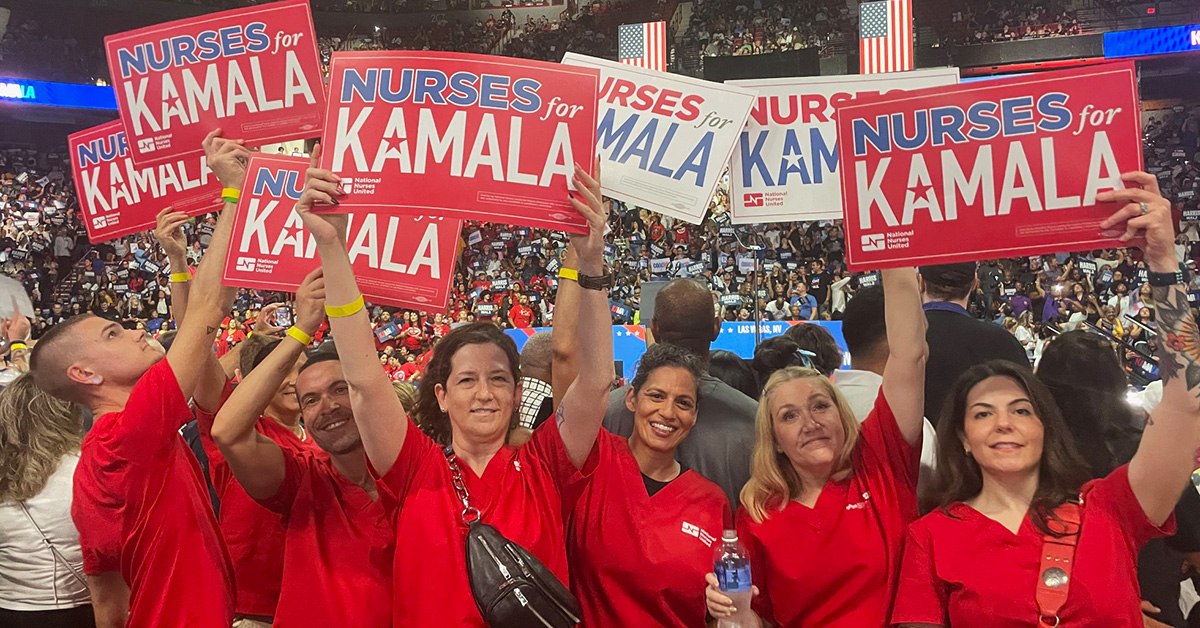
861;234;885;252
743;192;764;207
681;522;717;547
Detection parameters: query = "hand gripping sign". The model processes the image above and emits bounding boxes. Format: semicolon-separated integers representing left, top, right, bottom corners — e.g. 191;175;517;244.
836;62;1142;271
69;120;223;243
223;154;461;311
105;0;325;164
318;51;599;233
561;53;756;226
728;68;959;224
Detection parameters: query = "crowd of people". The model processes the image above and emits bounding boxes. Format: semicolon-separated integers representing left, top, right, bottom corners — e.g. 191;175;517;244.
946;0;1083;45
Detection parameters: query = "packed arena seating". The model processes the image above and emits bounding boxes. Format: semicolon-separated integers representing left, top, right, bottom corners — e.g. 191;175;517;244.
945;0;1083;45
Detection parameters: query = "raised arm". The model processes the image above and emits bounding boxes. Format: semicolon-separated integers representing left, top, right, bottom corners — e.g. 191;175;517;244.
294;144;406;474
153;207;190;324
880;267;927;445
211;269;324;500
555;163;614;468
551;245;580;409
165;130;247;405
1103;172;1200;526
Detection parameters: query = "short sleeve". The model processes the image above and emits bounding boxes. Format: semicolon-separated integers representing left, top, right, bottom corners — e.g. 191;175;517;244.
889;523;948;626
368;419;437;513
255;447;305;517
192;378;235;493
1083;464;1176;550
736;511;776;623
523;417;600;513
111;359;193;461
71;456;123;575
859;390;921;492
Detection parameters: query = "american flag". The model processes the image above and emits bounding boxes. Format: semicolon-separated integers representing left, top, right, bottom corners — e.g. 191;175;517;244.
859;0;913;74
618;21;667;72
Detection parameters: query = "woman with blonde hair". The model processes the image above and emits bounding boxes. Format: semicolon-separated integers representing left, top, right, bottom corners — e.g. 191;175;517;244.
705;268;927;628
0;374;95;627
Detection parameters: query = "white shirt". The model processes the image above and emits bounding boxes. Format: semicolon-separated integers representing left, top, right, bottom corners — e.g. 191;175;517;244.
0;453;90;610
830;276;852;313
830;369;938;478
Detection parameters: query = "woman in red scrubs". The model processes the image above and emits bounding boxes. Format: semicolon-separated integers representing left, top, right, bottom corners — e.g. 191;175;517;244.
705;267;928;628
294;147;614;628
892;173;1200;628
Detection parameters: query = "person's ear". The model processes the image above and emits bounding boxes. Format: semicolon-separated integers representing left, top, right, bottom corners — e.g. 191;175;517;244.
711;316;721;341
624;386;637;414
66;364;99;386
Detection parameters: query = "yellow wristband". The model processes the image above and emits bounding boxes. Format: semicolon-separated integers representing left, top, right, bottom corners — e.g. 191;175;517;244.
9;342;27;352
324;295;364;318
170;272;191;283
222;187;240;203
558;268;579;282
286;326;313;346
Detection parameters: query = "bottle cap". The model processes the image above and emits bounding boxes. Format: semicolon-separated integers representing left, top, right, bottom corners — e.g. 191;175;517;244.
722;529;737;542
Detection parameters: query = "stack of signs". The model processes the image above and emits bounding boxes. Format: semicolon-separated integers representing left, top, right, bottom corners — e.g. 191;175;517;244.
318;51;599;232
222;154;461;311
728;68;959;225
561;53;756;226
68;121;222;242
104;0;326;163
837;62;1141;270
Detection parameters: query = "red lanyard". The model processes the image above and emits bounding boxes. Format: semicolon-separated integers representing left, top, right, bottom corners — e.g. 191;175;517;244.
1036;502;1081;628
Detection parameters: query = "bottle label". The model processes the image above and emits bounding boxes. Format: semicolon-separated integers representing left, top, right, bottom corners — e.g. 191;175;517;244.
714;564;752;593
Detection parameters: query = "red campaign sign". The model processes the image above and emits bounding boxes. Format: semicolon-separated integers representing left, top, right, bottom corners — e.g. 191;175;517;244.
223;154;461;312
318;51;599;233
837;62;1143;271
68;120;222;243
104;0;325;165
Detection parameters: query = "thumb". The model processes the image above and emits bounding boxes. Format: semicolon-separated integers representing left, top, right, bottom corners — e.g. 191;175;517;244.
1141;600;1161;613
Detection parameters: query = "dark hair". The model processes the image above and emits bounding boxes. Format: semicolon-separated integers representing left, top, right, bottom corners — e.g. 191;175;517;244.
1036;331;1141;478
841;285;886;359
931;360;1091;536
629;343;705;400
298;346;340;376
751;337;808;394
920;262;977;301
251;339;283;372
29;315;97;404
414;322;520;445
709;350;758;399
782;323;843;375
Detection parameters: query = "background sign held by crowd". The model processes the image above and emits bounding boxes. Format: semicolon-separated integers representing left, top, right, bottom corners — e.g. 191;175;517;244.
318;50;599;233
69;120;223;242
222;154;460;311
728;68;959;224
561;52;756;225
104;0;325;164
837;61;1142;270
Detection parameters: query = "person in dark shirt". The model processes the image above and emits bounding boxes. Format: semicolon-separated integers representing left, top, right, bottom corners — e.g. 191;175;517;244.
920;262;1028;421
808;259;831;311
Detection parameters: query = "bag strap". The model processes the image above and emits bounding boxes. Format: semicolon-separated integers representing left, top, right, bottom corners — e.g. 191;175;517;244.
1036;501;1081;628
442;445;481;525
17;501;90;590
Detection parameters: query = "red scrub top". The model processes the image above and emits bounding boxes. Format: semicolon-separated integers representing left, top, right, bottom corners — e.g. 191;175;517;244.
738;391;919;628
891;464;1173;628
71;359;235;628
194;385;319;618
568;429;730;628
372;418;590;627
259;448;394;628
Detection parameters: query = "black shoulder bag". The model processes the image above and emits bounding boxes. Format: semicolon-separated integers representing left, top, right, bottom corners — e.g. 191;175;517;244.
443;445;582;628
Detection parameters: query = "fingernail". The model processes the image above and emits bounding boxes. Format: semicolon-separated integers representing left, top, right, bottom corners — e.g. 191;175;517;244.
329;198;340;206
333;174;342;182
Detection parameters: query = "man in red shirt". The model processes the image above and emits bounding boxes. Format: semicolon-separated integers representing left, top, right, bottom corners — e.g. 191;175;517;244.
31;130;248;628
210;269;392;628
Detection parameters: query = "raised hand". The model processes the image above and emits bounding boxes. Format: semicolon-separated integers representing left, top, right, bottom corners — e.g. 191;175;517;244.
153;207;189;261
253;303;286;336
1098;172;1176;272
294;268;327;336
201;129;252;190
293;143;348;247
567;158;608;274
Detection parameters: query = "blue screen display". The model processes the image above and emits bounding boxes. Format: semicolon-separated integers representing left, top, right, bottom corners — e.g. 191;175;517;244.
0;78;117;110
1104;24;1200;59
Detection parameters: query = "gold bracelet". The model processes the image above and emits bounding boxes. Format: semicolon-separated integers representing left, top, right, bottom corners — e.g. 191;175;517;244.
286;326;313;346
324;295;365;318
170;272;191;283
558;268;579;282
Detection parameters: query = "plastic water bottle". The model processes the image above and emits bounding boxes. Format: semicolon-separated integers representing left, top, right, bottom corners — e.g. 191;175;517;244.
713;529;754;628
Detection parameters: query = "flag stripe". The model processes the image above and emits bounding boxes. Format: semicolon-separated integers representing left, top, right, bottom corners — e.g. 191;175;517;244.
619;21;666;72
860;0;912;75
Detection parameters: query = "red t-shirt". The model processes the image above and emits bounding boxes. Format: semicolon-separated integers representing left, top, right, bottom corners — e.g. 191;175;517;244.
400;324;425;351
672;225;690;245
568;430;730;628
738;391;919;628
194;385;319;618
891;464;1173;627
431;322;451;340
71;359;235;628
371;419;588;627
258;448;394;628
509;305;534;328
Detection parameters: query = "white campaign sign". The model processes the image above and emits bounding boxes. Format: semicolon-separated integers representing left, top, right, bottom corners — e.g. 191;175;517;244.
727;68;959;224
562;53;757;225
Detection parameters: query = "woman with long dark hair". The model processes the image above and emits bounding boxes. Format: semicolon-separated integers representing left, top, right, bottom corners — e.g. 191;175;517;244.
893;172;1200;627
295;146;614;627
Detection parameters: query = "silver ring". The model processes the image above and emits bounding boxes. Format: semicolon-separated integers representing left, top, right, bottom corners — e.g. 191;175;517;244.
1139;202;1150;215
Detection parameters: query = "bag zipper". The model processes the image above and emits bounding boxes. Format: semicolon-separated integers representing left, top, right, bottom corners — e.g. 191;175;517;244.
475;535;511;580
505;544;581;624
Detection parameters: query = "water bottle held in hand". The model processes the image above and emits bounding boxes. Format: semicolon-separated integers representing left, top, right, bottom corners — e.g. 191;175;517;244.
714;529;754;628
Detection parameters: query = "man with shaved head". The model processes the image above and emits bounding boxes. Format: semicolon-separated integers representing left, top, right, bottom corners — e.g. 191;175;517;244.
603;278;757;504
31;132;249;628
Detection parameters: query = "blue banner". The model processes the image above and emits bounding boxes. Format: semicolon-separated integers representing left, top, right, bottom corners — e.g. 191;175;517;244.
0;77;118;110
1104;24;1200;59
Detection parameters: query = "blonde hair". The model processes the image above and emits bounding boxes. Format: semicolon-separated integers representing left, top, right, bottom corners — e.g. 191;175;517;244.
0;374;84;502
739;366;861;523
391;381;417;414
